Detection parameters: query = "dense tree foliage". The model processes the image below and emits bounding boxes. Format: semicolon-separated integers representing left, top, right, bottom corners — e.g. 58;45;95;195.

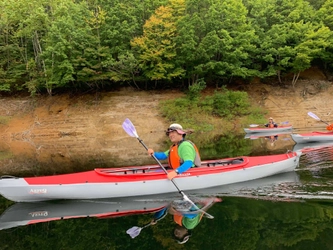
0;0;332;95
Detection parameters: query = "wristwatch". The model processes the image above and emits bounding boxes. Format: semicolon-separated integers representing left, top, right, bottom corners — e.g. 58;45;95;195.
175;169;179;174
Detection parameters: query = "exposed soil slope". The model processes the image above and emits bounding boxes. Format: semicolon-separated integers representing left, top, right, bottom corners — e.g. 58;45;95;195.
0;68;332;175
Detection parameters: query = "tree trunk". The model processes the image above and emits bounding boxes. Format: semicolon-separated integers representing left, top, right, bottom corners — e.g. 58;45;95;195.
32;31;52;95
291;72;300;88
277;70;282;84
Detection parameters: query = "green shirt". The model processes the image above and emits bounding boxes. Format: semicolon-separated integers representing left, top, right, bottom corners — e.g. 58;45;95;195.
165;141;196;167
182;214;202;230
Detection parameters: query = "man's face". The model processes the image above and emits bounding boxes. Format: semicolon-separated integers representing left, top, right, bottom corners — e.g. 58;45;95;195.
174;226;188;239
167;130;183;143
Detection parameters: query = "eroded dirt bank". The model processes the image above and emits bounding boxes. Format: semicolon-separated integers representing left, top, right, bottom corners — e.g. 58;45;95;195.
0;90;183;175
0;71;332;175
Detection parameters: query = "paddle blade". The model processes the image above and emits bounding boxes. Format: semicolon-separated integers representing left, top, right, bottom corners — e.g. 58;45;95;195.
126;226;142;239
122;118;139;138
308;112;320;121
249;124;259;128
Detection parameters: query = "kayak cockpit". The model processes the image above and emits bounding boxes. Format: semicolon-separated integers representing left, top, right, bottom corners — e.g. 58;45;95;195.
95;165;163;175
204;158;244;167
95;157;247;176
0;175;19;180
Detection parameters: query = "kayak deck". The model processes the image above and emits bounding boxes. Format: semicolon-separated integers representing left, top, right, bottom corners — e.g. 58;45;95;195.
96;158;245;176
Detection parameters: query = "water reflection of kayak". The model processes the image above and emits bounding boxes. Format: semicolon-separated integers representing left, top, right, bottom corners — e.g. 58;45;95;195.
0;198;170;231
244;131;292;139
292;141;333;152
0;196;222;231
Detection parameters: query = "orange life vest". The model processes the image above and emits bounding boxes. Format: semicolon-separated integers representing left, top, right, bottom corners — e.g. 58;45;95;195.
268;123;274;128
174;214;183;226
168;140;201;170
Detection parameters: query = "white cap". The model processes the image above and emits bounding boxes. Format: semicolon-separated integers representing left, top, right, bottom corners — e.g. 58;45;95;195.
167;123;185;135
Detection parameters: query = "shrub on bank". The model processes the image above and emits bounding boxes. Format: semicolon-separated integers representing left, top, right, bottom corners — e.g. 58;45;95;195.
159;84;266;134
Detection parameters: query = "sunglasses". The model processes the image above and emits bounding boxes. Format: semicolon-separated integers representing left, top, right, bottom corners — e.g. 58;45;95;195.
166;129;176;136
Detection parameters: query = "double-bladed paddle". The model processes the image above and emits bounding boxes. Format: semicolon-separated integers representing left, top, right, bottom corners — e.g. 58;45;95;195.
122;118;214;221
307;112;329;125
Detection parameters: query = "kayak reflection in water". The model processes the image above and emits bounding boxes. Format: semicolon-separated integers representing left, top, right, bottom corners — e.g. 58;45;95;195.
265;135;278;146
126;197;221;244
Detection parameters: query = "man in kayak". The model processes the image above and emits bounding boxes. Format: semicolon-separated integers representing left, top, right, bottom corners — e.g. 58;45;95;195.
264;117;278;128
147;123;201;180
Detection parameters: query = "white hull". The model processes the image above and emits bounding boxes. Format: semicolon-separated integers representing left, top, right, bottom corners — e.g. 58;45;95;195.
291;133;333;143
244;126;292;134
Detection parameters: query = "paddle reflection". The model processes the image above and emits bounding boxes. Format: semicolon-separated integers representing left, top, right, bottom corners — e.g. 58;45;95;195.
126;196;221;244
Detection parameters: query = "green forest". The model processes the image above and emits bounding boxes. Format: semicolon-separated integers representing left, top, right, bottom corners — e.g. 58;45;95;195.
0;0;332;95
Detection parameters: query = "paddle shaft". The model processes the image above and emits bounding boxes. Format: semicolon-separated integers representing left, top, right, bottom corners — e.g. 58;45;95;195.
136;137;214;219
137;138;183;194
319;119;329;125
127;222;152;238
314;117;329;125
122;118;213;219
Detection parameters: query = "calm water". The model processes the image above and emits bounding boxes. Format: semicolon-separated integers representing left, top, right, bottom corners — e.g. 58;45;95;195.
1;129;333;249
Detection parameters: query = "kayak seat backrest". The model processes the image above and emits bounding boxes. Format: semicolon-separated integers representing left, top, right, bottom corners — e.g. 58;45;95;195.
205;158;244;167
96;167;156;175
123;168;152;174
231;159;244;164
0;175;18;179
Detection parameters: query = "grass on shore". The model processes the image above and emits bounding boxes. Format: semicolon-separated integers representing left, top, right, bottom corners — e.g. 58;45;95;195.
158;85;267;144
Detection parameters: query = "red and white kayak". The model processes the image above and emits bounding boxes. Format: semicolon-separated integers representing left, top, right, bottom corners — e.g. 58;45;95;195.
291;132;333;143
244;125;293;134
0;152;301;202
